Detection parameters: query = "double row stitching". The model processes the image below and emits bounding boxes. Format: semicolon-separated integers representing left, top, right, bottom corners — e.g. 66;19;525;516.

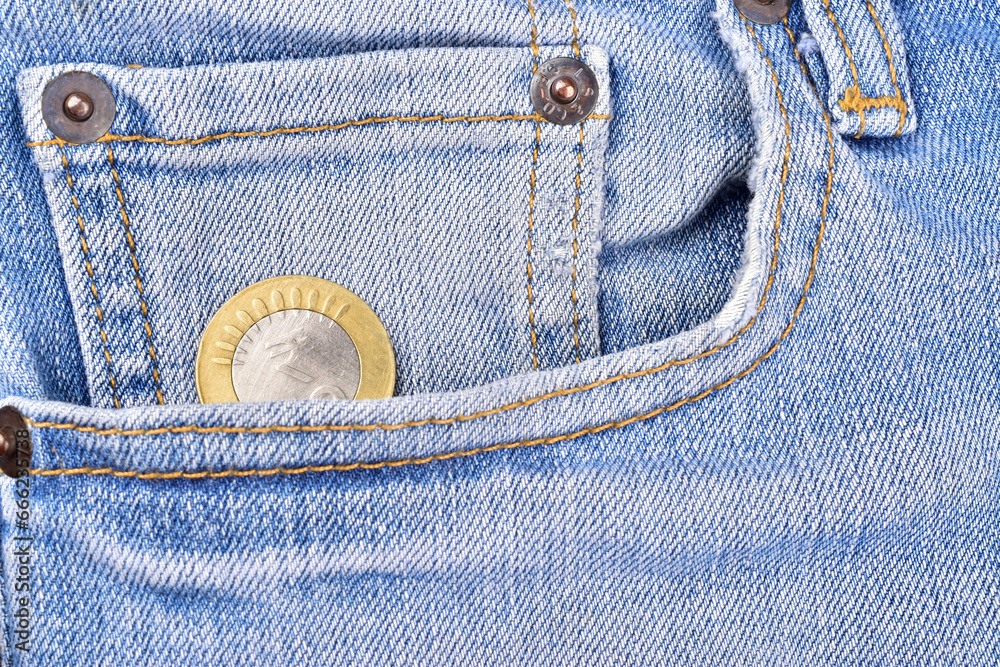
26;113;611;150
27;18;829;479
864;0;907;136
108;147;166;404
60;149;121;409
821;0;866;137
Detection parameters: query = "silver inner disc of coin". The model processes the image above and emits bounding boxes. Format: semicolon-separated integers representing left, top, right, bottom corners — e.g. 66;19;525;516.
231;309;361;402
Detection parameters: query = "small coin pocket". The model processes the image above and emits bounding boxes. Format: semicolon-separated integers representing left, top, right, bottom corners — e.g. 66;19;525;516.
17;47;611;408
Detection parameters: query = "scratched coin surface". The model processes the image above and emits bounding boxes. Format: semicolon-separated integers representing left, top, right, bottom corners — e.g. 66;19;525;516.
196;275;395;403
231;309;361;402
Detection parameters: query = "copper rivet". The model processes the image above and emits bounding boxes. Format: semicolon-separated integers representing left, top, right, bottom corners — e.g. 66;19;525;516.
0;406;30;479
63;91;94;122
41;71;117;144
550;76;578;104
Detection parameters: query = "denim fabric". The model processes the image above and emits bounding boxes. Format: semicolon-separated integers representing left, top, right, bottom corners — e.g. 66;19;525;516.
16;47;612;405
1;0;998;665
801;0;917;137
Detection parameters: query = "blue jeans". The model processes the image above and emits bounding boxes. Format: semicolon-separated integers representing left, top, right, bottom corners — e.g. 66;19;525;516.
1;0;997;663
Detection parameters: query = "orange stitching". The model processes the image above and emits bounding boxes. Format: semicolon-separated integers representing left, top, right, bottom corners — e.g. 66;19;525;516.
27;20;830;479
569;121;584;363
784;20;814;85
24;166;786;439
563;0;584;364
562;0;582;58
526;1;542;370
865;0;907;137
821;0;865;137
527;0;541;72
837;88;906;115
25;113;611;149
526;122;541;370
22;16;795;442
108;147;166;405
783;22;836;282
60;149;121;409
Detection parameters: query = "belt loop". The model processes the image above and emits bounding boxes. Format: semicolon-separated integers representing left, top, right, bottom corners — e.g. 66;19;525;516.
800;0;917;138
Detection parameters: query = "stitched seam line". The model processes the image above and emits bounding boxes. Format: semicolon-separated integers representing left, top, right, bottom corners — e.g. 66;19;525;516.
108;147;166;405
528;0;541;68
563;0;582;58
865;0;907;136
27;19;826;478
786;19;822;104
527;122;542;370
25;113;611;149
526;0;541;370
60;149;122;410
24;143;786;439
569;121;584;363
784;22;836;243
564;0;585;364
23;45;792;439
821;0;866;137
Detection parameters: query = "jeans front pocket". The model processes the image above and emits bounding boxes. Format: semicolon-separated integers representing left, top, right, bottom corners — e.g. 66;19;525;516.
3;1;859;662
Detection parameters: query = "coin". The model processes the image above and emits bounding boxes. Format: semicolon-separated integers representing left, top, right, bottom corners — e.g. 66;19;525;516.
196;276;395;403
231;309;361;402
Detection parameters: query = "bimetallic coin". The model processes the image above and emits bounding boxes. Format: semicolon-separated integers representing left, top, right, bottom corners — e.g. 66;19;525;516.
196;276;395;403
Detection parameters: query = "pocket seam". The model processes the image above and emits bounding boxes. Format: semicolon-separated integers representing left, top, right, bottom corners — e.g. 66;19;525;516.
106;146;166;405
23;23;833;481
59;149;123;409
25;113;574;149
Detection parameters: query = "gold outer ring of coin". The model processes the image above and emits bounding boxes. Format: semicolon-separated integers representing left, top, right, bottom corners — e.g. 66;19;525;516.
195;275;396;403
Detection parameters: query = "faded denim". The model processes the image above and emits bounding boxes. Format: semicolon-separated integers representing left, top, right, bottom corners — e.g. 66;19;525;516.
0;0;997;664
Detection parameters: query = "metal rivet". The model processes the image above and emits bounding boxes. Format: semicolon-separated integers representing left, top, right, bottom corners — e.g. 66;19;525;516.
530;57;599;126
41;71;116;144
550;76;578;104
63;92;94;122
0;406;31;479
735;0;791;25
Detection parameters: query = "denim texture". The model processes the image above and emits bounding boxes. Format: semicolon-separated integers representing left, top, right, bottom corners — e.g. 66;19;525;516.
1;0;998;664
17;47;612;405
801;0;916;137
